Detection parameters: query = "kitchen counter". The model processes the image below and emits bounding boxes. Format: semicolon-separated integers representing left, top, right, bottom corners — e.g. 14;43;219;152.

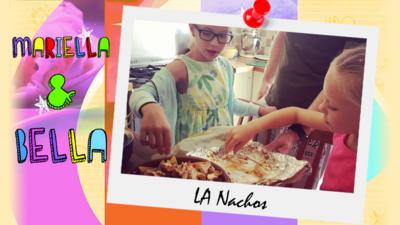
228;56;267;74
228;57;254;73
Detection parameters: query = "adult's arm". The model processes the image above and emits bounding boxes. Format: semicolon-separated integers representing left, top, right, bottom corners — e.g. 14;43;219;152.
256;32;285;100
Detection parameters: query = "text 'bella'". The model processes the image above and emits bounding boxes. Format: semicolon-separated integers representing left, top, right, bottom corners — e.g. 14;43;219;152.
15;128;107;164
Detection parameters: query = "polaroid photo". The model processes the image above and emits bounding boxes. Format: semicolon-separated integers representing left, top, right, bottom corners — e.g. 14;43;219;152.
108;6;378;224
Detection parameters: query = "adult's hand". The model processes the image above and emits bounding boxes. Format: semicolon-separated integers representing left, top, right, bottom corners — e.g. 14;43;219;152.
139;103;172;154
265;129;300;154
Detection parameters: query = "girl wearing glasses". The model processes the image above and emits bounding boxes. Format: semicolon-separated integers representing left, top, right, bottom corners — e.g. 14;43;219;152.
130;24;276;154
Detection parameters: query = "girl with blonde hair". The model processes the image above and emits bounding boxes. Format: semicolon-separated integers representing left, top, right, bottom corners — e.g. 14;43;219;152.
224;45;366;192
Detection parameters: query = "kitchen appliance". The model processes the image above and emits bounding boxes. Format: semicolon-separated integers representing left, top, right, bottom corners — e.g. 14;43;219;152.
128;62;170;133
240;29;261;58
129;64;166;88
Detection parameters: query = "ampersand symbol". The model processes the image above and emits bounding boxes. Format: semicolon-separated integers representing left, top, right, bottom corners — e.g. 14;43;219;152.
46;74;76;110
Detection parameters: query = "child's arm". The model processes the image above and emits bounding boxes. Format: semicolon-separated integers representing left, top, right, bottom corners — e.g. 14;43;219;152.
224;107;330;152
232;98;260;116
232;98;277;117
222;56;272;117
263;90;325;154
130;66;178;118
130;77;161;118
130;67;178;154
130;59;188;153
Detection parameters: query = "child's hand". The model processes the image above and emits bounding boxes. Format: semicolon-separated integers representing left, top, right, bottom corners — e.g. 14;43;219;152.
140;103;172;154
224;123;259;153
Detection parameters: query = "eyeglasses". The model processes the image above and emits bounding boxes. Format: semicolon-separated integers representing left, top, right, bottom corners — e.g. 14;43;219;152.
194;25;233;44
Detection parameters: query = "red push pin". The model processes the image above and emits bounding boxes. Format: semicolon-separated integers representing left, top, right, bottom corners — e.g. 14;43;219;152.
243;0;271;28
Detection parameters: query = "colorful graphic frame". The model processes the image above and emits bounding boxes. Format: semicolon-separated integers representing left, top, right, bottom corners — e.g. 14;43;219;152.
107;6;378;224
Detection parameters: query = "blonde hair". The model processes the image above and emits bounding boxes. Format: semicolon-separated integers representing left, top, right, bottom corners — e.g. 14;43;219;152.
331;44;366;107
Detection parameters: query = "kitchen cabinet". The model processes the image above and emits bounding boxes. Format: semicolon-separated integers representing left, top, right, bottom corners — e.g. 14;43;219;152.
233;68;266;102
233;70;253;124
233;70;253;101
230;57;268;124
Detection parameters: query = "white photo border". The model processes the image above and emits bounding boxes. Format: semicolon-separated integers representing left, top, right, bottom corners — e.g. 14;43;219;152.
108;6;378;224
